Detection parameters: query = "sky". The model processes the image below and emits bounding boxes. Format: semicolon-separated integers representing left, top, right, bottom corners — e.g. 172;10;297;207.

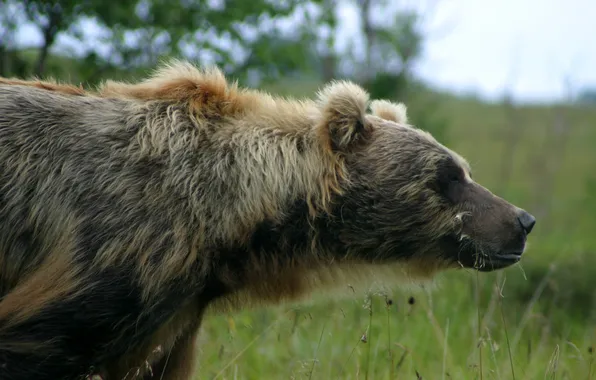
334;0;596;103
423;0;596;102
12;0;596;103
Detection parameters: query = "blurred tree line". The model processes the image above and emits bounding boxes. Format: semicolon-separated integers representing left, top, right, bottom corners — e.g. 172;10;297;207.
0;0;450;141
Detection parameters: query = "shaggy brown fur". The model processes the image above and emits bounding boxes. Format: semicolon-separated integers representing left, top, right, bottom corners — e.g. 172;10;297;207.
0;77;87;96
0;61;535;379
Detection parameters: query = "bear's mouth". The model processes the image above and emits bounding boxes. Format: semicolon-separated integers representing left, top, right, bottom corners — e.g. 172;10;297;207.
454;243;525;272
439;234;525;272
473;252;522;272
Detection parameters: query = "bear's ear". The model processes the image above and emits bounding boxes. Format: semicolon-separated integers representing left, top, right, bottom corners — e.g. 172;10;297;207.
370;100;408;124
316;81;371;153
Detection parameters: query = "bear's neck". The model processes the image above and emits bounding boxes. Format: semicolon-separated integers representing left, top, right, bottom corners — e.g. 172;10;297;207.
203;196;346;313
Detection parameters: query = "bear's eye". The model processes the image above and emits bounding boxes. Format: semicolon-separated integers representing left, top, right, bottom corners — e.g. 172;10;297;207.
448;172;461;183
440;162;463;185
434;158;466;201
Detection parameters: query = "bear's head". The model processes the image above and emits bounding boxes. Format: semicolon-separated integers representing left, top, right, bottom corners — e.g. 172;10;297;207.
316;81;535;276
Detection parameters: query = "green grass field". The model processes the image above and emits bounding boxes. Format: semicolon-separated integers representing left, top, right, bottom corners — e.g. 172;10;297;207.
195;84;596;379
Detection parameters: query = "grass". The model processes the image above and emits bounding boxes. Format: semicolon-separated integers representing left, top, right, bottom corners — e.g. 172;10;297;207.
197;271;594;379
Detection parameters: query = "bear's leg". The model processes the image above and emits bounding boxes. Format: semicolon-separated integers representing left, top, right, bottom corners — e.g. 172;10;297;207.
142;323;201;380
0;260;99;379
0;262;191;380
99;302;204;380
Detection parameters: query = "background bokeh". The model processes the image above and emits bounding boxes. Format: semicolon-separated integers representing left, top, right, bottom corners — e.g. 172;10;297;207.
2;0;595;378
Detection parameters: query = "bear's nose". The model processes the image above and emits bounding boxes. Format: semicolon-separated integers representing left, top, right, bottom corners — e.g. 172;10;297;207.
517;209;536;234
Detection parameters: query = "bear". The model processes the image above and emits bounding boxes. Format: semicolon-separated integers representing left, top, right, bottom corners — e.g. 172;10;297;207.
0;60;536;379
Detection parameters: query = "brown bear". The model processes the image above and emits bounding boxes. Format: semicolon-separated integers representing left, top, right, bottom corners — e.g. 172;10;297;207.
0;61;535;379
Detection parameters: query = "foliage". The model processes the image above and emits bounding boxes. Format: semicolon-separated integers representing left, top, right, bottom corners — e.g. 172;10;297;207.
0;0;329;81
578;88;596;105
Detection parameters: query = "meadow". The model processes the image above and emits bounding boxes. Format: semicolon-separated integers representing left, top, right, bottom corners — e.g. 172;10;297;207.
195;81;596;380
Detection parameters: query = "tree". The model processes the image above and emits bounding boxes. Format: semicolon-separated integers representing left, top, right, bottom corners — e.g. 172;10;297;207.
348;1;423;99
94;0;320;74
2;0;325;81
0;0;28;76
343;0;449;142
578;88;596;105
18;0;126;76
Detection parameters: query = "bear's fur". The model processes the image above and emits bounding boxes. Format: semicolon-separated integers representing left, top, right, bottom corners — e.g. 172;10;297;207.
0;61;535;379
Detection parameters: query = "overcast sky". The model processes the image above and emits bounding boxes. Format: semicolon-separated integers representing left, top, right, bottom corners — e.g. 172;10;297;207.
336;0;595;102
408;0;594;102
13;0;595;103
